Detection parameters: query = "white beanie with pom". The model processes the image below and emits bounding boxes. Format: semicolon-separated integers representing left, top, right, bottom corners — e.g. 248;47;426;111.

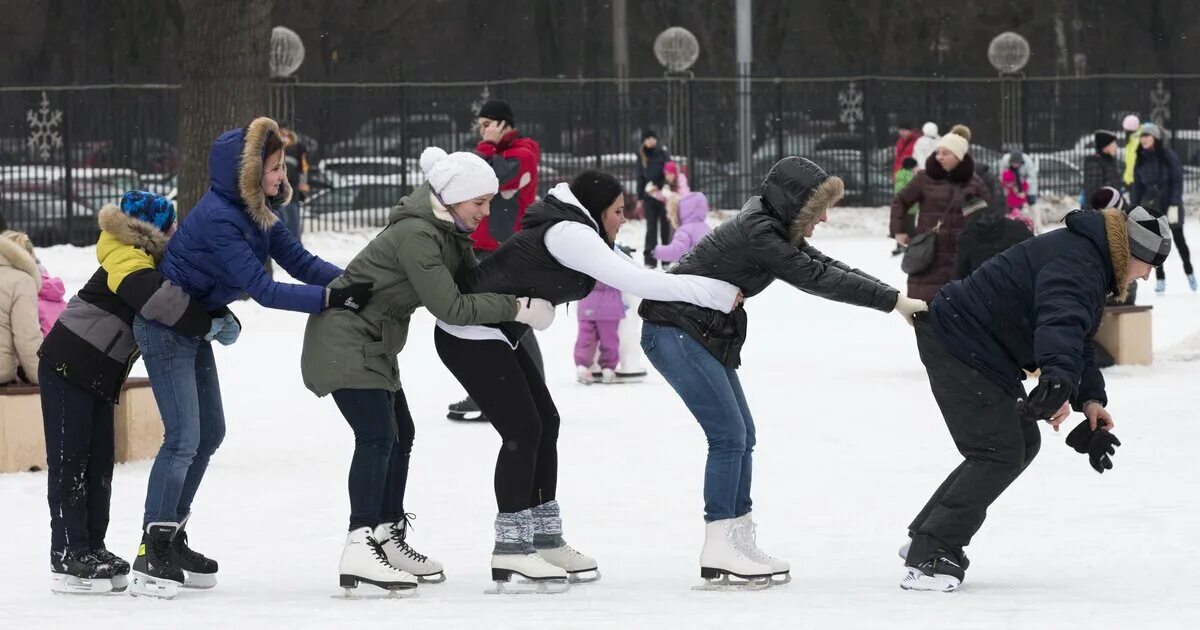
419;147;498;205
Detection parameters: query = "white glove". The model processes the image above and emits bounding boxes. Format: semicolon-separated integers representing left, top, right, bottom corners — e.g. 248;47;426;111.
894;295;928;326
1168;205;1180;224
514;297;556;331
644;182;658;194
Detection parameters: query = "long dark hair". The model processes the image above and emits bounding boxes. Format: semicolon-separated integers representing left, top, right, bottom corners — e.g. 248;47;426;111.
570;170;623;244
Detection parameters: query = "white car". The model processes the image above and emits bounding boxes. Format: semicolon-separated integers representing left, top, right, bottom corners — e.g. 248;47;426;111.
317;157;424;189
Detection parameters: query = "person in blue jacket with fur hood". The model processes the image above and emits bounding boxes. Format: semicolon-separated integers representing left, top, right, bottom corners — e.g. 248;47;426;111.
129;116;372;599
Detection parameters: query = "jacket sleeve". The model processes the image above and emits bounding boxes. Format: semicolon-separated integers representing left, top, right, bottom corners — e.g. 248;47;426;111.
889;176;923;236
210;217;326;314
1130;160;1144;205
652;228;694;262
101;244;213;337
1076;338;1108;409
1032;258;1102;393
750;224;899;312
268;222;342;287
545;222;739;312
11;277;42;384
1167;149;1184;206
501;143;538;194
804;244;890;286
397;225;519;325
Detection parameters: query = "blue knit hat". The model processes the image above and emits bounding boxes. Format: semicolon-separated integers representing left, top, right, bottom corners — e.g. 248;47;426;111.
119;190;176;233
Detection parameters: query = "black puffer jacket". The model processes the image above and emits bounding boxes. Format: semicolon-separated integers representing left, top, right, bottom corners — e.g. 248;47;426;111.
639;157;900;368
954;209;1034;279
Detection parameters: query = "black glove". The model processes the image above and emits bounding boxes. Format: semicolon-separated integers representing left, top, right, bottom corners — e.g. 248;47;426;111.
327;283;373;313
1016;376;1074;423
1065;419;1122;473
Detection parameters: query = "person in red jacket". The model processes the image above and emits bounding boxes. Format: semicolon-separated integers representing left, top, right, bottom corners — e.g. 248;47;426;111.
447;99;544;422
893;122;919;176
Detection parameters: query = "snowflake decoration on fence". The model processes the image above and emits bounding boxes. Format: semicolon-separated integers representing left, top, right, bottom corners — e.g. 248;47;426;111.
1149;80;1171;127
838;81;863;133
27;91;63;162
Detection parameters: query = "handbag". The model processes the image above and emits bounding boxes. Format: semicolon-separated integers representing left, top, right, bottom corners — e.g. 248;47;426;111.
901;219;942;274
901;187;966;275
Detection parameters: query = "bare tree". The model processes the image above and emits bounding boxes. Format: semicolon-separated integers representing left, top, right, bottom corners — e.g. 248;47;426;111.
175;0;273;217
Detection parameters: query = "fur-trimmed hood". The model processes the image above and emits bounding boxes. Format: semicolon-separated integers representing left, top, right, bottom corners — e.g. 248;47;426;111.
208;116;292;231
1100;208;1131;301
0;232;42;291
924;152;976;183
97;204;168;260
758;157;844;245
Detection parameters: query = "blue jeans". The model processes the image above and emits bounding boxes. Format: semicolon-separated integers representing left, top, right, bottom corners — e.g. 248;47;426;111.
330;388;415;530
134;317;226;527
641;322;755;522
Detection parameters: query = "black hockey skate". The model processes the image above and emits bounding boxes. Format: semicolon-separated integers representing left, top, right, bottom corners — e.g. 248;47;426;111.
91;547;131;592
172;529;218;589
901;552;967;592
130;523;185;599
50;550;119;595
447;396;486;422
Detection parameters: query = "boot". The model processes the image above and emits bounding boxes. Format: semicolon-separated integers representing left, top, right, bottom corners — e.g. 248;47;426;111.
129;522;184;599
698;519;773;587
91;547;131;592
50;550;119;595
487;510;568;594
171;514;218;589
600;368;616;384
732;514;790;584
374;515;445;583
901;551;967;592
338;526;417;594
532;500;599;583
576;365;595;385
1188;274;1197;292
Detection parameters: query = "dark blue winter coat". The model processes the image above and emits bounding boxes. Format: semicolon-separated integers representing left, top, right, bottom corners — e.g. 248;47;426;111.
158;118;340;313
1131;145;1183;216
930;209;1127;408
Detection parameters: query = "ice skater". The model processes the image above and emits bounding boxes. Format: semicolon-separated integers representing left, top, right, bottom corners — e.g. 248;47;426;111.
434;170;740;593
639;157;923;589
301;147;554;597
899;206;1167;592
131;117;357;599
573;279;623;384
38;191;213;595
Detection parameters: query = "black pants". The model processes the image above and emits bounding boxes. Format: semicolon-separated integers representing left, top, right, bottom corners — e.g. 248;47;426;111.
434;328;560;513
39;362;115;557
642;197;673;267
907;316;1041;565
331;388;415;530
1155;222;1193;280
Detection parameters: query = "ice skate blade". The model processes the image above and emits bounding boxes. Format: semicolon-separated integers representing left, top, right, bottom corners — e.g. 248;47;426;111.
694;568;773;591
566;568;601;584
111;573;130;593
128;571;181;600
50;574;115;595
416;572;446;584
485;578;570;595
333;574;418;599
770;572;791;586
900;568;960;592
447;411;484;421
182;571;217;589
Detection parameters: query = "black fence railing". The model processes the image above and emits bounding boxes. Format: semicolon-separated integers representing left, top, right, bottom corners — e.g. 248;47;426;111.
4;76;1200;244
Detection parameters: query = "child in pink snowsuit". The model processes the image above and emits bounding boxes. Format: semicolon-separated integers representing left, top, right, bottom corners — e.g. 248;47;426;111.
37;265;67;336
574;280;624;383
1000;154;1035;232
653;191;711;263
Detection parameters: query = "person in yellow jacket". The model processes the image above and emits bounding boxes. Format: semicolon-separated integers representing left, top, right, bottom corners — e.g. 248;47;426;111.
38;191;215;595
1122;114;1141;186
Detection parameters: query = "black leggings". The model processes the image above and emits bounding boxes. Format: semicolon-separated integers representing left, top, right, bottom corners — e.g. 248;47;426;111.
1156;222;1193;279
434;328;560;513
331;388;416;530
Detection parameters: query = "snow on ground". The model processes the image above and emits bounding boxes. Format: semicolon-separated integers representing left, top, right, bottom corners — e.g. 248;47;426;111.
4;212;1200;629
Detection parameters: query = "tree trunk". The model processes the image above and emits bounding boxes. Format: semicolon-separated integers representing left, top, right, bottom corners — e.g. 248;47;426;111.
176;0;273;218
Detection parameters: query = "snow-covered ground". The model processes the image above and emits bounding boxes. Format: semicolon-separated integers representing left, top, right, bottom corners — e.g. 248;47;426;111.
3;213;1199;629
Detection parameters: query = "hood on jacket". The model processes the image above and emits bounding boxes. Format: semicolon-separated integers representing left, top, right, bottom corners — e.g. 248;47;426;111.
208;116;292;232
387;182;464;236
0;233;41;291
924;152;976;183
526;182;600;232
1064;208;1130;301
38;272;66;301
97;204;168;260
677;192;709;226
758;157;845;245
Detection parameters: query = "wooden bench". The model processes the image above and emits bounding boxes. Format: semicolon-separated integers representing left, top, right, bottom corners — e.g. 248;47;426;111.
1095;305;1153;366
0;377;162;474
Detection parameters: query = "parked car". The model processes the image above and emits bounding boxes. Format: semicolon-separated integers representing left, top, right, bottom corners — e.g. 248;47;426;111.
327;114;459;158
303;183;409;230
317;157;423;189
0;191;96;245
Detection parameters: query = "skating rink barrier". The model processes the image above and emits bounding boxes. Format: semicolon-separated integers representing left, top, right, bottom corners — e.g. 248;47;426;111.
1095;305;1153;366
0;378;161;473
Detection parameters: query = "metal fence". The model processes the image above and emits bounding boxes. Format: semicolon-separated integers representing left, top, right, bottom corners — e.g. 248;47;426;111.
4;76;1200;244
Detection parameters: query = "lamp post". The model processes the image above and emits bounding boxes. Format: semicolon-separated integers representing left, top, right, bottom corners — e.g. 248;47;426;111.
269;26;306;126
988;31;1031;151
654;26;700;173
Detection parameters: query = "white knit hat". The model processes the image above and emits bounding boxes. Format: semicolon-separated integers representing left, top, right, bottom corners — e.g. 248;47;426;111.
419;147;498;205
935;133;969;160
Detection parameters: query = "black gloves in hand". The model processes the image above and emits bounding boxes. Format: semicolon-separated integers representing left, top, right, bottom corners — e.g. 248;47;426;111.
327;283;373;313
1065;419;1122;473
1016;376;1075;422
